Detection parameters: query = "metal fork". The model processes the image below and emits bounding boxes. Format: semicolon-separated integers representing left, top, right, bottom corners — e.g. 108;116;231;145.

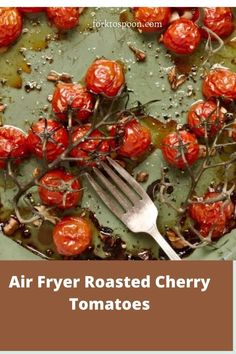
86;157;181;260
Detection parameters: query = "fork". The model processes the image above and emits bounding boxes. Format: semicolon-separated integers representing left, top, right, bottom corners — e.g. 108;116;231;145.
86;157;181;260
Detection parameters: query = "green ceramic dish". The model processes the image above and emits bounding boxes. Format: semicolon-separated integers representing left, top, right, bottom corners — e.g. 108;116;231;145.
1;8;236;260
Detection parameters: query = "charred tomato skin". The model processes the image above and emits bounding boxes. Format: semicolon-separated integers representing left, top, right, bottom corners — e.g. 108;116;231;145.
117;119;152;158
53;216;92;256
163;18;201;55
162;130;200;169
38;169;82;210
70;124;111;166
46;7;80;30
189;191;234;239
0;7;22;47
85;59;125;97
203;7;234;39
27;119;69;162
187;100;226;138
0;126;28;169
133;7;171;33
52;83;94;122
202;68;236;101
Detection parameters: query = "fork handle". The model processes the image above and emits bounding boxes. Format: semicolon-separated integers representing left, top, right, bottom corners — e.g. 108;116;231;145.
149;225;181;260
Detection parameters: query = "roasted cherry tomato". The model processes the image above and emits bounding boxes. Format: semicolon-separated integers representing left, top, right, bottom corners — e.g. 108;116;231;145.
117;119;152;158
0;125;28;169
0;8;22;47
162;130;199;169
52;82;94;122
38;169;82;210
189;191;234;239
46;7;80;30
202;68;236;101
85;59;125;97
133;7;171;33
27;119;69;162
163;18;201;55
203;7;234;39
19;8;45;13
53;216;92;256
70;124;111;166
187;100;226;138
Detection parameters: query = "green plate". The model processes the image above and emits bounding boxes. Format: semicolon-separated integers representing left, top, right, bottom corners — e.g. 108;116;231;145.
1;8;236;260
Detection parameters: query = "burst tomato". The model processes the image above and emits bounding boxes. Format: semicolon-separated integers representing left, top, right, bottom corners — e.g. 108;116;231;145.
133;7;171;33
85;59;125;97
46;7;80;30
203;7;234;39
189;191;234;239
0;8;22;47
53;216;92;256
19;8;45;13
117;119;152;158
162;130;199;169
70;124;111;166
163;18;201;55
0;125;28;169
202;68;236;101
187;100;226;138
38;169;82;210
52;82;94;122
27;119;69;162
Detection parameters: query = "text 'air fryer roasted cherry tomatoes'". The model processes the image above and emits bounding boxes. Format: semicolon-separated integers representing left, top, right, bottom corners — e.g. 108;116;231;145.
202;68;236;101
27;119;69;162
117;119;152;158
189;191;234;239
133;7;171;33
187;100;226;138
0;7;22;47
46;7;80;30
85;59;125;97
38;169;82;210
163;18;201;55
203;7;234;39
53;216;92;256
70;124;111;166
162;130;200;169
0;126;28;169
52;82;94;122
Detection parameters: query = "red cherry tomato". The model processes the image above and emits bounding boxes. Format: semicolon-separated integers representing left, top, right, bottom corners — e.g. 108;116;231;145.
133;7;171;33
0;8;22;47
187;100;226;138
46;7;80;30
52;82;94;122
19;8;45;13
70;124;111;166
85;59;125;97
38;169;82;210
189;191;234;239
202;68;236;102
27;119;69;162
163;18;201;55
117;119;152;158
0;125;28;169
203;7;234;39
162;130;200;169
53;216;92;256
